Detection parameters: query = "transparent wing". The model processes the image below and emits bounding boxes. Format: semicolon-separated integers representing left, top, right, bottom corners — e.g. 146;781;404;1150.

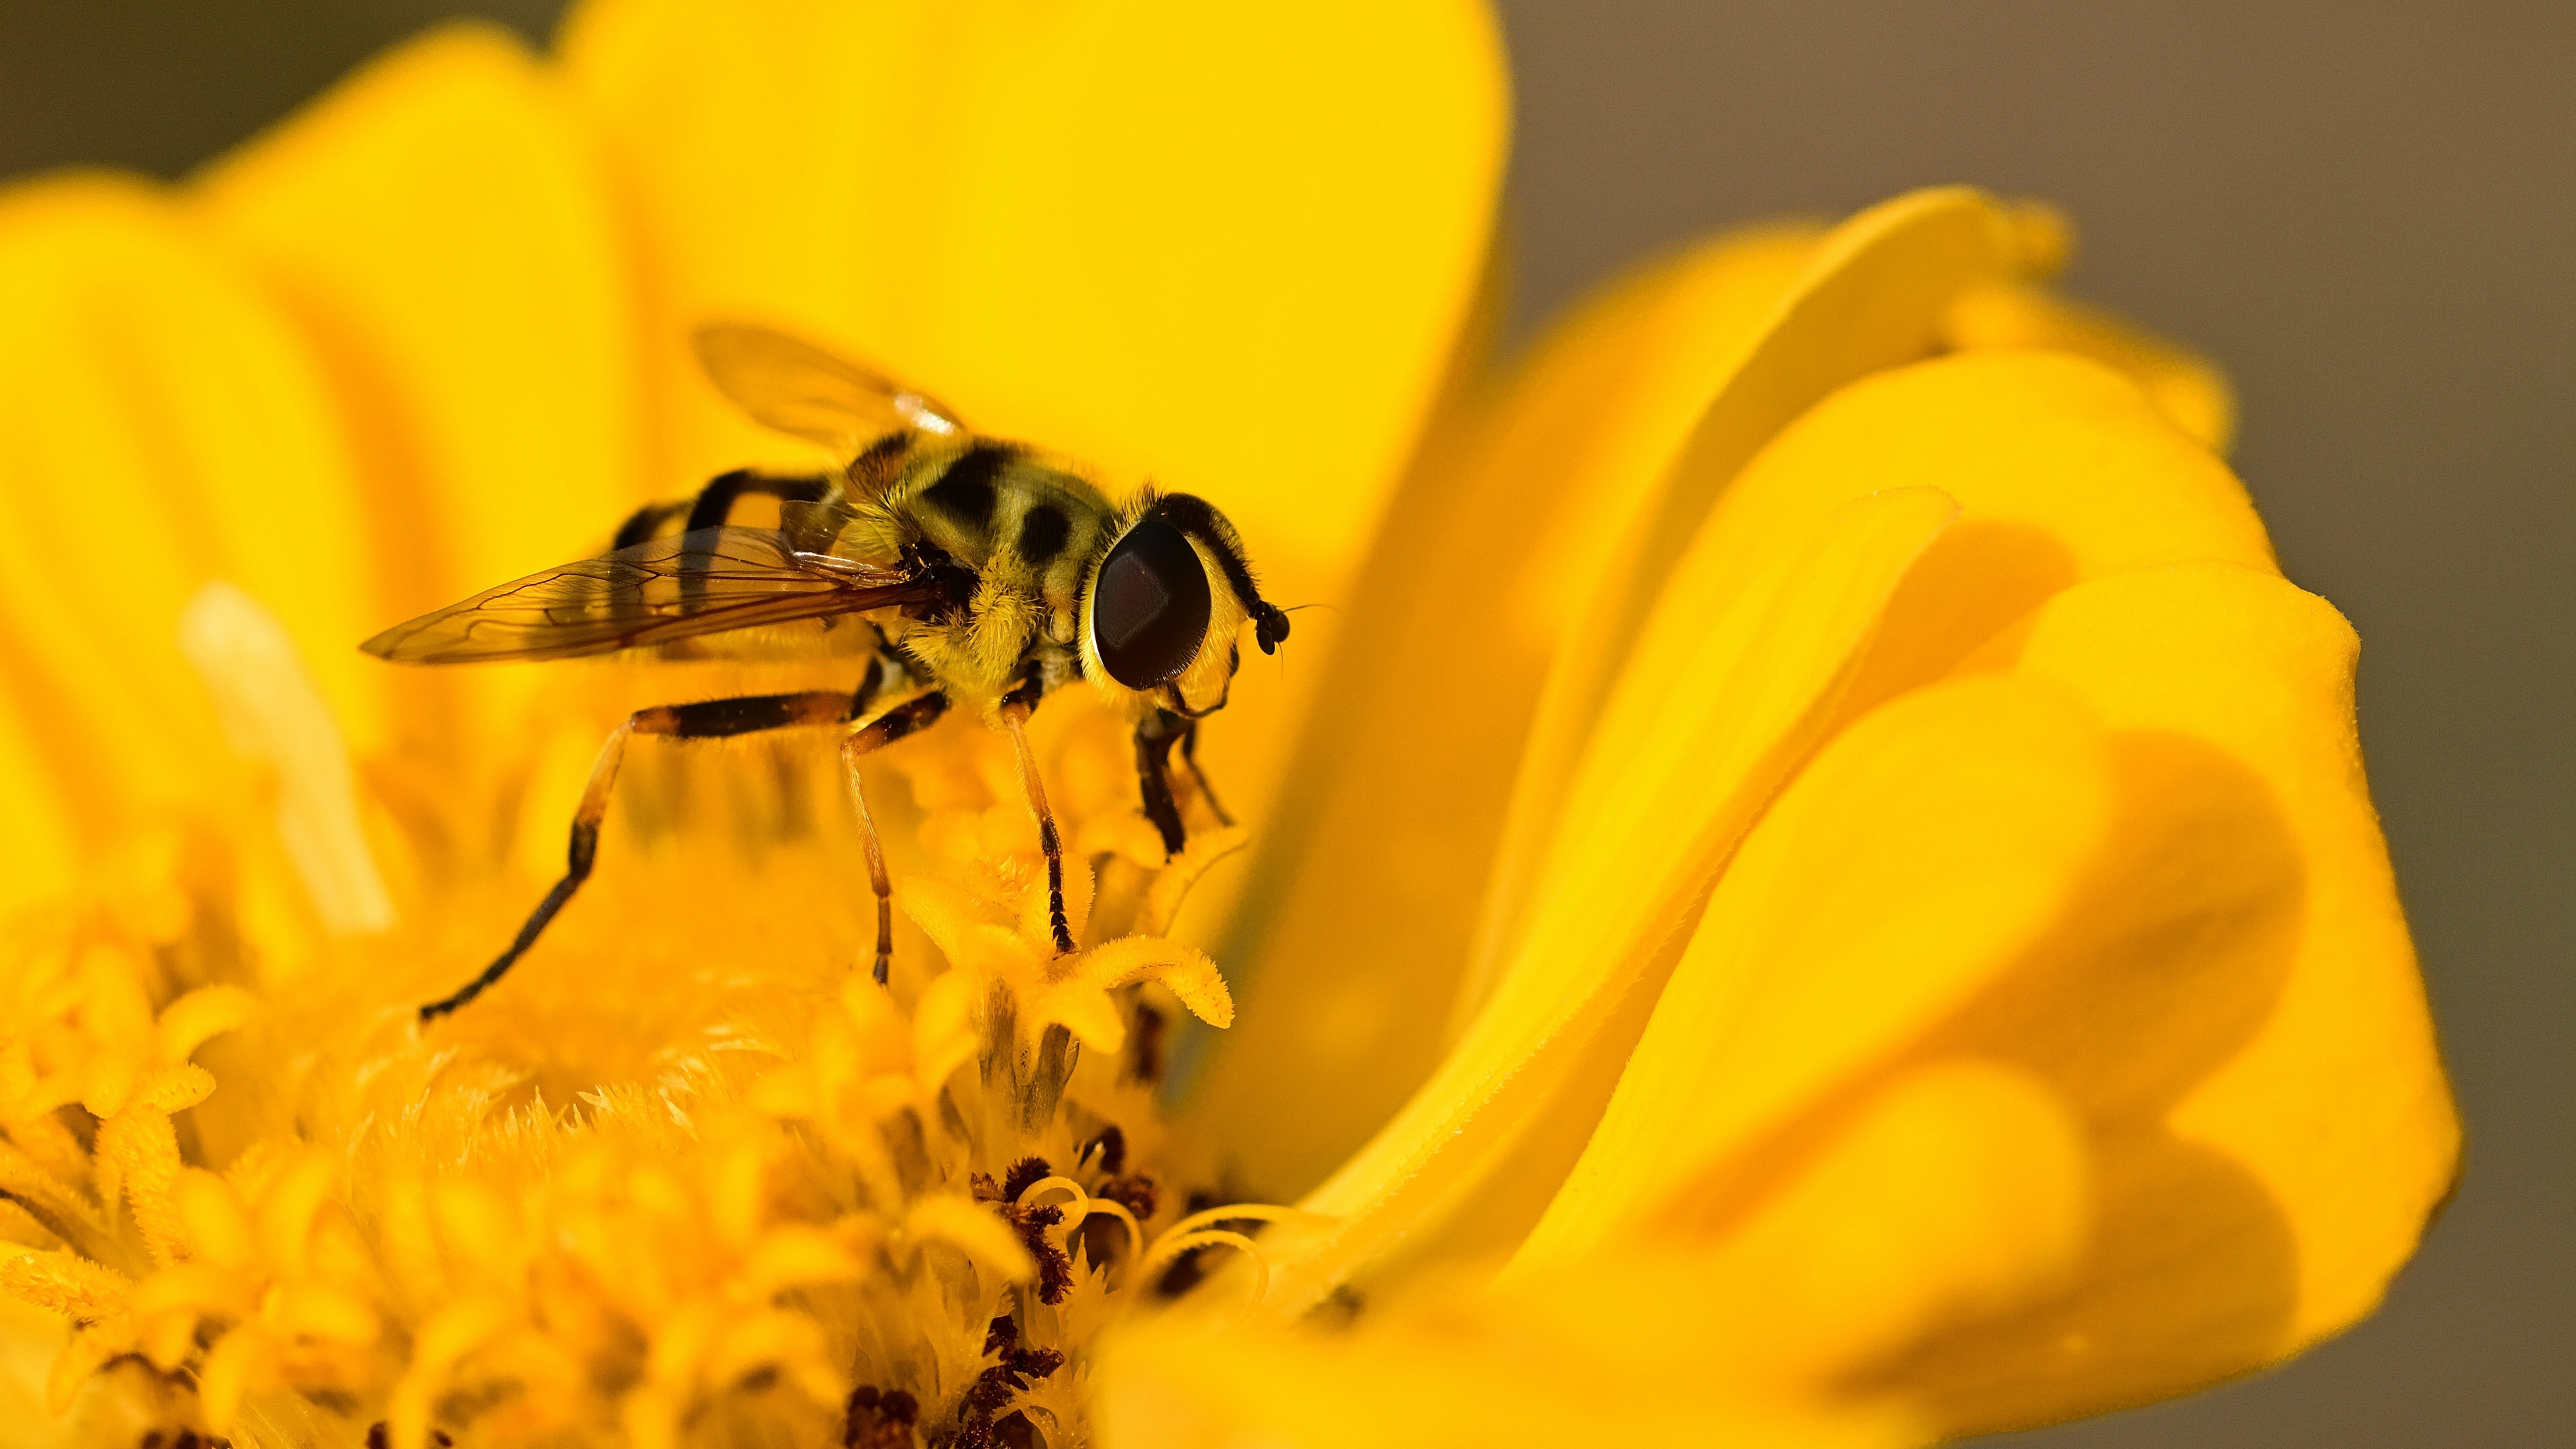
361;527;934;664
692;322;967;455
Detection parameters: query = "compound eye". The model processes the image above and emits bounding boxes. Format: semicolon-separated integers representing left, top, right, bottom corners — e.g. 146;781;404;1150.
1092;517;1213;689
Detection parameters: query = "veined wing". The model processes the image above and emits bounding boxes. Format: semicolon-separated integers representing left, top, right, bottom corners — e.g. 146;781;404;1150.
693;322;967;457
361;527;931;664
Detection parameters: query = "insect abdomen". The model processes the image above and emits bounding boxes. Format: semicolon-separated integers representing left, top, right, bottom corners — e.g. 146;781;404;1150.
610;468;841;549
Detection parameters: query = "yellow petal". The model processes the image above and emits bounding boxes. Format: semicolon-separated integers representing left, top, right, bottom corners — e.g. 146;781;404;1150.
1472;1063;2085;1421
0;1201;62;1252
1943;279;2235;451
0;175;372;885
1073;936;1234;1029
1265;485;1957;1314
179;583;394;934
254;1152;337;1281
1034;985;1130;1059
1192;223;1821;1197
895;874;1012;968
195;21;644;764
196;1322;278;1432
0;1141;107;1250
904;1195;1034;1284
912;969;981;1096
170;1169;256;1271
560;0;1504;578
1464;187;2017;1030
1097;1285;1923;1449
390;1296;514;1449
430;1178;523;1283
153;983;258;1065
1855;563;2456;1434
741;1226;865;1295
269;1283;380;1345
95;1107;186;1265
1699;348;2274;725
707;1307;842;1404
1511;675;2113;1272
0;1250;133;1322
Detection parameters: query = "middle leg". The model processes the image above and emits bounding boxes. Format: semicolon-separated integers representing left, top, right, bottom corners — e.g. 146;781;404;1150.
998;678;1076;957
841;690;953;983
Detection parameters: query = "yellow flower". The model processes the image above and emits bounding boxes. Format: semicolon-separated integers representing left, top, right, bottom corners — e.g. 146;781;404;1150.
0;4;2453;1448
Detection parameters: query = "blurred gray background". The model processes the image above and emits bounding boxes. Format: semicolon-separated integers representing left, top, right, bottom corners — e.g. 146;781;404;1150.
2;1;2564;1444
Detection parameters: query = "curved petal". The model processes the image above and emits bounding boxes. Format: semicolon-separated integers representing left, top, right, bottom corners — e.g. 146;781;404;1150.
1721;347;2277;727
1507;676;2114;1272
1848;563;2454;1434
1464;188;2018;1022
1943;279;2235;453
1258;485;1959;1316
1997;566;2453;1343
1511;566;2449;1435
1188;223;1823;1198
193;20;646;767
558;0;1505;588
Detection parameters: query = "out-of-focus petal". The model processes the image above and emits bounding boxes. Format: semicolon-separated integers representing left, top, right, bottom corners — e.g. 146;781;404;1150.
1259;486;1958;1316
559;0;1504;586
0;176;381;908
194;20;644;765
1845;563;2455;1435
1944;280;2235;452
1189;224;1822;1199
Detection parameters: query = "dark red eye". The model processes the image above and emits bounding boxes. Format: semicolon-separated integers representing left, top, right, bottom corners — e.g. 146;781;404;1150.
1092;517;1212;689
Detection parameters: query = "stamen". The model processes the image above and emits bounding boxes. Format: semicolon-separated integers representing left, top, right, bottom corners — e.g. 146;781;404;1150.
1072;1196;1143;1265
1134;1229;1271;1307
1148;1201;1316;1246
177;581;392;935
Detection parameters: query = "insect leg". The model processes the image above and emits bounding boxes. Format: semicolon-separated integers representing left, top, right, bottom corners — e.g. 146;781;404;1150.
841;690;952;985
998;698;1077;956
419;689;859;1022
1177;719;1235;827
1133;712;1187;859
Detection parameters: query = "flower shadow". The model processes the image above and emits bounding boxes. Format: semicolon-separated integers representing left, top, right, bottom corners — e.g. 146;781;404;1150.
1849;727;2308;1434
1662;727;2304;1435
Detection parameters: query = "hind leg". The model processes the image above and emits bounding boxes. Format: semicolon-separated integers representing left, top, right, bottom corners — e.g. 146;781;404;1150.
420;688;861;1021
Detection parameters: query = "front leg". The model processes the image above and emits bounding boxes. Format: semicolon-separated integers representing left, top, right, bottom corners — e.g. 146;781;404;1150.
1133;710;1189;859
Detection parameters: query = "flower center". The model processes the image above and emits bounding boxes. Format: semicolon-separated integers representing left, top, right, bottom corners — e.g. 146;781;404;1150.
0;598;1274;1449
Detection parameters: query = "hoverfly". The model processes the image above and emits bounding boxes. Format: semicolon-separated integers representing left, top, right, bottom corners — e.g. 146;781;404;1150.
364;325;1290;1020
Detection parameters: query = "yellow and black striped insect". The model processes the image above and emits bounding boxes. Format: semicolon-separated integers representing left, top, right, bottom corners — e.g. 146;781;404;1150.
364;325;1289;1020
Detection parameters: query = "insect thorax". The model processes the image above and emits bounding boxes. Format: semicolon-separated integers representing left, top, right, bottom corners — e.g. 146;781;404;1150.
861;439;1116;703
